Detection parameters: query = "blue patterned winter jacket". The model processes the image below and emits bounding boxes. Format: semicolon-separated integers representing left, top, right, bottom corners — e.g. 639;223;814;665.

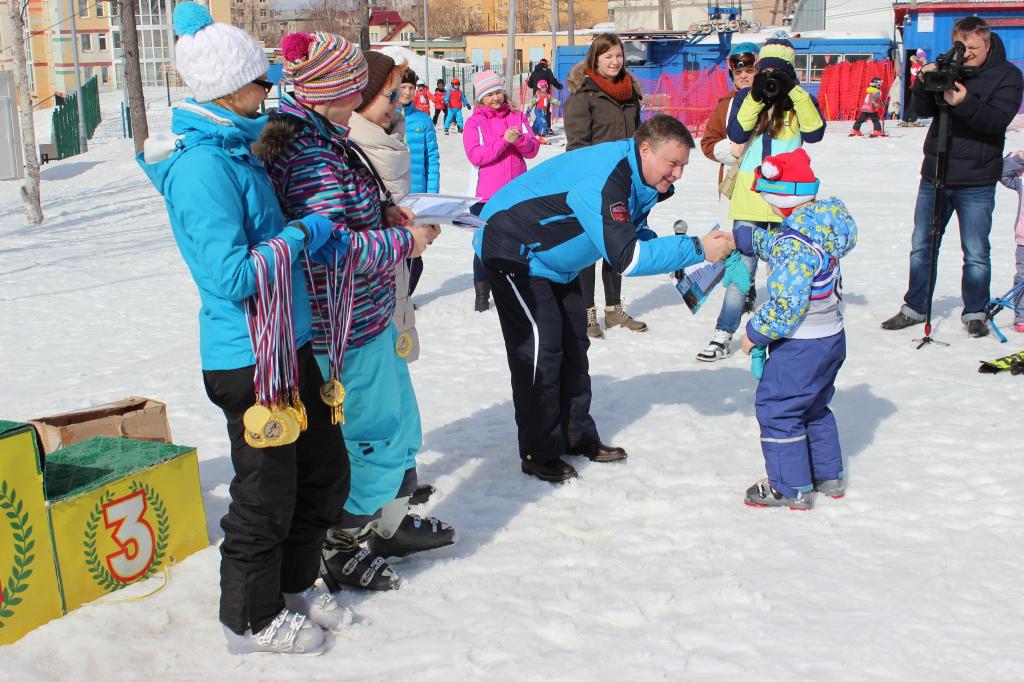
735;197;857;345
400;103;440;193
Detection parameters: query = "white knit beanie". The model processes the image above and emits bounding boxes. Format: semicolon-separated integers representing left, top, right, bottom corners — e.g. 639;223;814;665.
172;2;269;103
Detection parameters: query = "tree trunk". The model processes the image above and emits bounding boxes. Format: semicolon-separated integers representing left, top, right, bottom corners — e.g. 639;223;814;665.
358;0;369;50
120;0;148;154
5;0;43;223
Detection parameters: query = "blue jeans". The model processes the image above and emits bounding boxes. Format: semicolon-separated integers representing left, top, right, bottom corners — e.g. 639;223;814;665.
715;220;764;334
902;178;995;321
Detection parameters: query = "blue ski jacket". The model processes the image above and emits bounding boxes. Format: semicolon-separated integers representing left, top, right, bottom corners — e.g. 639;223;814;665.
475;138;705;283
138;100;314;370
400;102;440;193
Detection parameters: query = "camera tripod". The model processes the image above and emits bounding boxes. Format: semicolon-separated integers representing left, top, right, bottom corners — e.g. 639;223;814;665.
915;96;953;349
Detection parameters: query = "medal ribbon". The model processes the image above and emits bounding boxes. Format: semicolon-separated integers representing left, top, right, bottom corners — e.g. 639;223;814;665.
245;238;297;406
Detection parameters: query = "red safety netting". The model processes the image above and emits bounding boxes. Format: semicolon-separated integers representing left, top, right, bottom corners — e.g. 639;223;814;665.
643;66;733;137
817;60;896;121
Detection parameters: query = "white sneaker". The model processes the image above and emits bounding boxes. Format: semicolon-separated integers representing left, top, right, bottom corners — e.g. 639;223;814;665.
283;582;350;632
223;608;326;655
696;330;733;362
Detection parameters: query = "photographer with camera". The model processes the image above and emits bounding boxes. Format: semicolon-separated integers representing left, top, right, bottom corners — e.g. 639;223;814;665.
881;16;1023;338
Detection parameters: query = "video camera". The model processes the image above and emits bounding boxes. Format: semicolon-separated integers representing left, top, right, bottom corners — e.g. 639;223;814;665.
922;41;979;92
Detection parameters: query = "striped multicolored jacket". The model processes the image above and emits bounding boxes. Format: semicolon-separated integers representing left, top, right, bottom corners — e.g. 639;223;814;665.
260;93;413;353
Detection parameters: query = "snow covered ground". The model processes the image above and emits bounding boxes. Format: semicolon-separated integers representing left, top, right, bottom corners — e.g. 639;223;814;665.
1;117;1023;680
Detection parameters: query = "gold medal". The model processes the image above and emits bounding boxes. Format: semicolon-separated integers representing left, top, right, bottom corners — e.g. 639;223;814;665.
244;429;265;448
243;403;273;435
320;379;345;406
291;390;308;431
395;331;413;358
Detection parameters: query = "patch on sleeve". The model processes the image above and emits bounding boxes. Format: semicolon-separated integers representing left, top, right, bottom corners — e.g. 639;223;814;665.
609;202;629;223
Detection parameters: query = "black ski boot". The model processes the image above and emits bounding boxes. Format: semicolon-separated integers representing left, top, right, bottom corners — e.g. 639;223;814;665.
368;514;456;558
409;483;436;506
321;528;401;591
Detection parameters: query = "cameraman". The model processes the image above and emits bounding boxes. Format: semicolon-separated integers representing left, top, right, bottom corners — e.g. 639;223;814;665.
882;16;1023;338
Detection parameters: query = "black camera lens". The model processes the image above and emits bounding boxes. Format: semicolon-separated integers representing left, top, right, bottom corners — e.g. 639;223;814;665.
763;78;781;98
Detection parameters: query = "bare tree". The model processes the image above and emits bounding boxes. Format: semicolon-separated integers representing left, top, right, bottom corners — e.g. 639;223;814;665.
4;0;42;223
120;0;148;154
427;0;482;38
357;0;369;49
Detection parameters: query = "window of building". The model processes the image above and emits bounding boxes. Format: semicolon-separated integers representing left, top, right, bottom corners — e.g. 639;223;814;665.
843;54;871;64
78;0;88;17
260;22;268;30
99;34;107;51
259;9;266;15
96;1;104;16
81;34;92;51
113;31;122;49
101;66;110;83
808;54;840;83
110;0;118;16
793;54;809;82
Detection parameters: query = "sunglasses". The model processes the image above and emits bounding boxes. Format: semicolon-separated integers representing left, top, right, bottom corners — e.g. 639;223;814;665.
251;78;274;94
728;53;757;70
381;89;399;104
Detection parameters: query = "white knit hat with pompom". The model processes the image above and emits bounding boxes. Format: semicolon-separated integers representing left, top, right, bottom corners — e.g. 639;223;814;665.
172;2;269;102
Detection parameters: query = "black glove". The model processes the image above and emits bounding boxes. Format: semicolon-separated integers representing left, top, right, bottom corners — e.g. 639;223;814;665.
751;71;771;103
768;69;798;98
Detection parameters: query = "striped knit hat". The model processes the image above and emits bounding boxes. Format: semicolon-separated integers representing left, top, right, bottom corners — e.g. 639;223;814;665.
281;32;368;104
757;32;797;80
472;70;505;102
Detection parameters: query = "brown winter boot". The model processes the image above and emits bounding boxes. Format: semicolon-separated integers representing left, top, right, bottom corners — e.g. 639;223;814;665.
586;306;603;339
605;303;647;332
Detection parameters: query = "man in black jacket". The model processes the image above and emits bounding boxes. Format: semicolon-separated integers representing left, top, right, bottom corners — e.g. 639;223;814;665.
527;58;563;94
881;16;1023;338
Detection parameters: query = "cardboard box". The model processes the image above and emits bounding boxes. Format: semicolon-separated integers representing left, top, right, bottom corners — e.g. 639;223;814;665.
0;421;65;646
30;397;172;455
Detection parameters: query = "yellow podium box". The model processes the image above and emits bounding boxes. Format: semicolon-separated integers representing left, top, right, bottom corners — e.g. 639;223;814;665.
0;422;64;646
44;437;208;613
0;424;207;646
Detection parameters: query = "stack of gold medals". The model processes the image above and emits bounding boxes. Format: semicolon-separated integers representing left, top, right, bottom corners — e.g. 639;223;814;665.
243;239;307;448
310;242;356;426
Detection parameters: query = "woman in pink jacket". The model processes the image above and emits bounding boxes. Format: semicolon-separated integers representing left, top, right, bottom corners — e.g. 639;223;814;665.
464;70;540;311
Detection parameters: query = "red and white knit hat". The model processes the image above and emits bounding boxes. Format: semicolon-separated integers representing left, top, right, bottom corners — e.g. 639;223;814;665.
281;32;368;104
753;148;820;213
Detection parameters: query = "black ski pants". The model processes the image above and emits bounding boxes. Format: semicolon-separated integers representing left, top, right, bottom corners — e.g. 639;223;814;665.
203;343;349;635
485;264;600;463
853;111;881;132
432;107;446;125
579;259;622;308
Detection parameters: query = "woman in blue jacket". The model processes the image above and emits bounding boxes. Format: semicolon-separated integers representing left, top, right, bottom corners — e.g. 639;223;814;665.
137;3;353;656
398;68;440;293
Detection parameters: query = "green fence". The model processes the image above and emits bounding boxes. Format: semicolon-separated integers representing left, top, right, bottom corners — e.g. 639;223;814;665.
52;77;101;160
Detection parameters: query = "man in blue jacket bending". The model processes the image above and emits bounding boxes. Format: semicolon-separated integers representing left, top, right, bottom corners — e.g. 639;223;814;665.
475;114;735;482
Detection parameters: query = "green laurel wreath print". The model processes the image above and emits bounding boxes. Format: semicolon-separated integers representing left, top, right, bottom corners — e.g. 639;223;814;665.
0;480;36;629
83;483;171;593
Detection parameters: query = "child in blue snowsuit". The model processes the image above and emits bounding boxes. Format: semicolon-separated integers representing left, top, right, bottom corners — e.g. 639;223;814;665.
737;148;858;510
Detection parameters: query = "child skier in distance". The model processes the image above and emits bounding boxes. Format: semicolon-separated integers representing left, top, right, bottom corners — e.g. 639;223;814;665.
414;81;432;116
850;76;885;137
737;148;858;510
531;80;557;137
432;78;446;126
463;69;539;312
999;149;1024;333
443;77;469;135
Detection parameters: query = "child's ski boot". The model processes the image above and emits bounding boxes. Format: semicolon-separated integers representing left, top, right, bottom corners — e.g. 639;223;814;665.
849;129;863;137
744;478;812;510
814;478;846;499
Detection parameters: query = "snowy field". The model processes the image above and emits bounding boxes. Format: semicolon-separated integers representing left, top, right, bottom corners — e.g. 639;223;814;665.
1;116;1023;680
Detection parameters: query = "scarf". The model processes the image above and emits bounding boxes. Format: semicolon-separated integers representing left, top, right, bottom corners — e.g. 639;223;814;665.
586;69;636;103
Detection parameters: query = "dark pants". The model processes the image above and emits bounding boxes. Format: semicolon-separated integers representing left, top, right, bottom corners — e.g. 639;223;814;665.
579;260;622;308
853;111;881;132
902;178;996;321
485;264;599;463
755;332;846;498
203;344;349;635
432;107;446;126
408;257;423;295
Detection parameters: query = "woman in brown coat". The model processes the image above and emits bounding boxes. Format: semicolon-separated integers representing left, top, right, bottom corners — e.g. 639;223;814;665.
564;33;647;338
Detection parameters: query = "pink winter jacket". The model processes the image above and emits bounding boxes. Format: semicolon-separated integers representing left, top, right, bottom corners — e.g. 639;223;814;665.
463;103;540;201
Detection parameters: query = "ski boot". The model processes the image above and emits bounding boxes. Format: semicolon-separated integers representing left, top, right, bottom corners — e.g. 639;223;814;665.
744;478;812;510
586;306;603;339
474;280;490;312
283;582;349;632
223;608;325;655
848;129;863;137
409;483;435;506
870;130;887;138
321;528;401;591
696;329;732;362
814;478;845;499
366;496;455;558
605;303;647;332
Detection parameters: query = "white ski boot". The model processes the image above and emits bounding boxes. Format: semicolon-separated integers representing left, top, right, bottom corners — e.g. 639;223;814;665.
223;608;325;655
283;582;350;632
696;329;733;362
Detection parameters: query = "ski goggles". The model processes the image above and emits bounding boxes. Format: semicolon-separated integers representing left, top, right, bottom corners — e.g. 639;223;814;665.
728;52;757;70
754;178;822;196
